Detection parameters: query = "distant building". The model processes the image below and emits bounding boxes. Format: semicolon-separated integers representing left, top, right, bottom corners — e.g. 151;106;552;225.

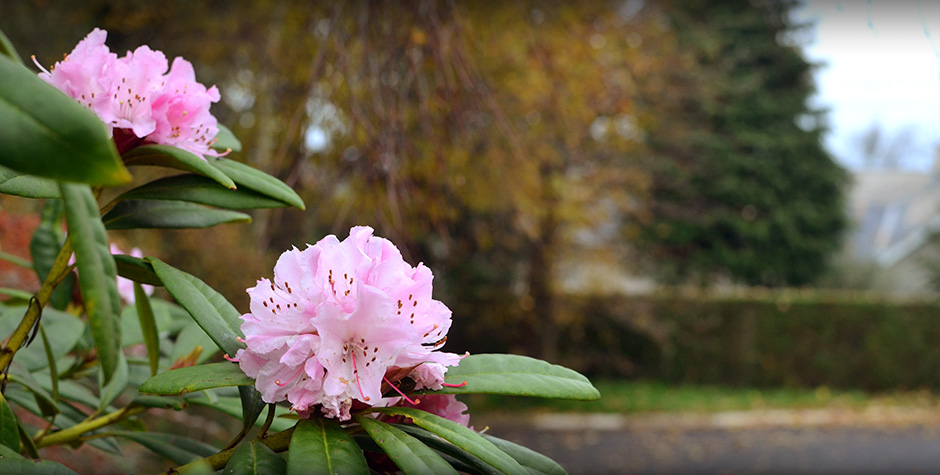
847;148;940;294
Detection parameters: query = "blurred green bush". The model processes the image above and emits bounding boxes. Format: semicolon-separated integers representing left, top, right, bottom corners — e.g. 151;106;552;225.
498;290;940;391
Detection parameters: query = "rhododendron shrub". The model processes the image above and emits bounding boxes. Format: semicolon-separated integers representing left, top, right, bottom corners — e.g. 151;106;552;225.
0;27;598;474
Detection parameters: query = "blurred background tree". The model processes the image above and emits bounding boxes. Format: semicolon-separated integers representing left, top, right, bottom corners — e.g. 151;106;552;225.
634;0;848;287
1;0;848;360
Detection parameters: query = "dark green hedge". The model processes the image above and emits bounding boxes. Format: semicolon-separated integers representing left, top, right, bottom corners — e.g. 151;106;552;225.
550;291;940;391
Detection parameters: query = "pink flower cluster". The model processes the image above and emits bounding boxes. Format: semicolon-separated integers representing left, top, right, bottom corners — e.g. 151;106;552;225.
235;226;464;421
35;29;223;160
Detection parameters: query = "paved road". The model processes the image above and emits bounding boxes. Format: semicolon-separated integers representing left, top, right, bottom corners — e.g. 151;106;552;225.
480;412;940;474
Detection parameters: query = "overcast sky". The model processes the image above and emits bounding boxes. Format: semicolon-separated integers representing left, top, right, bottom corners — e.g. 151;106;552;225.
797;0;940;170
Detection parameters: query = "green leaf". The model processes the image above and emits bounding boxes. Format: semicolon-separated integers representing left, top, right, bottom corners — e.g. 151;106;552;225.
61;183;122;384
356;417;457;475
134;284;160;377
102;199;251;230
138;363;253;395
395;424;499;475
113;254;162;287
0;442;24;460
167;321;218;366
223;440;286;475
122;144;235;189
0;306;84;371
119;174;293;209
38;324;58;407
0;27;23;66
97;351;129;411
372;407;526;475
437;354;600;400
0;391;19;452
482;434;567;475
238;386;266;435
214;124;242;152
188;396;294;432
212;159;305;210
0;288;31;301
5;365;57;418
111;431;217;465
129;395;187;410
147;257;243;357
0;165;59;198
0;55;129;185
0;459;80;474
287;418;369;475
29;199;71;310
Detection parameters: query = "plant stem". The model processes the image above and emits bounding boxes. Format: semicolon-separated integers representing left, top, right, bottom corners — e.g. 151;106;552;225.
0;237;73;373
35;404;147;448
164;426;295;474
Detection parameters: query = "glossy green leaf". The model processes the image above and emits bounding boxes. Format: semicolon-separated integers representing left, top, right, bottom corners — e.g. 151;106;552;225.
287;418;369;475
238;386;266;435
138;363;253;395
0;459;80;474
134;284;160;377
0;306;84;371
372;407;526;475
147;257;243;357
0;392;19;452
356;417;457;475
0;165;59;198
29;199;71;309
111;431;217;465
213;124;242;152
0;28;23;65
437;354;600;400
119;174;292;209
0;55;129;185
212;159;305;210
0;442;24;460
102;199;251;230
61;183;122;384
122;144;235;189
97;351;129;411
482;434;567;475
223;440;286;475
113;254;162;286
395;424;498;475
188;396;294;433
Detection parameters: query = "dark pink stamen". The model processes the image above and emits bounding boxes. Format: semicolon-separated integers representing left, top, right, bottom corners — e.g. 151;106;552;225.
353;352;370;401
275;365;305;387
223;354;239;362
442;381;468;388
384;376;420;405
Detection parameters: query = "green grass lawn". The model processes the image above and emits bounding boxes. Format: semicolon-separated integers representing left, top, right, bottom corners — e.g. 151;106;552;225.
462;380;940;414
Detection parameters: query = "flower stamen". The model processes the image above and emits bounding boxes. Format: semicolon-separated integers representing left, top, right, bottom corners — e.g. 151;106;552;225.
352;352;370;401
275;365;305;387
384;375;420;405
442;381;467;388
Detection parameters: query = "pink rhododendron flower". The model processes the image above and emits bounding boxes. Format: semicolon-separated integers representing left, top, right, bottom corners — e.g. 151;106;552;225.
34;28;224;160
235;226;462;420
